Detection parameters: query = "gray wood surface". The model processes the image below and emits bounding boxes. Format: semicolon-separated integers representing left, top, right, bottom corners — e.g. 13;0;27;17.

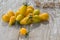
0;0;60;40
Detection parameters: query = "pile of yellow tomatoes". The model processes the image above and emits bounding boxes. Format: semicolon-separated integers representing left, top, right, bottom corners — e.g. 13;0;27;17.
2;4;49;36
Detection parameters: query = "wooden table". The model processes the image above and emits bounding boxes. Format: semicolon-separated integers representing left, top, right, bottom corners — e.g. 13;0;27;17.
0;0;60;40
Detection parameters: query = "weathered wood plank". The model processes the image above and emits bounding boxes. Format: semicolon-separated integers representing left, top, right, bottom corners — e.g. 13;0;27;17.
0;0;60;40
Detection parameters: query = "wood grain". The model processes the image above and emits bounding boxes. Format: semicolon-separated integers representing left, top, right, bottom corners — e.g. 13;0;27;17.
0;0;60;40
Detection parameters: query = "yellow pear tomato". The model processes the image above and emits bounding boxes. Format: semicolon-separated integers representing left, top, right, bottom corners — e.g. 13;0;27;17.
9;16;16;26
16;14;24;21
25;8;34;16
19;28;27;35
39;13;49;21
2;14;10;22
18;5;27;16
27;6;34;10
7;10;15;17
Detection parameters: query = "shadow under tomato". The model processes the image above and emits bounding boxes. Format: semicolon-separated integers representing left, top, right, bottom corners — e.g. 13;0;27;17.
41;20;49;25
28;20;49;32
